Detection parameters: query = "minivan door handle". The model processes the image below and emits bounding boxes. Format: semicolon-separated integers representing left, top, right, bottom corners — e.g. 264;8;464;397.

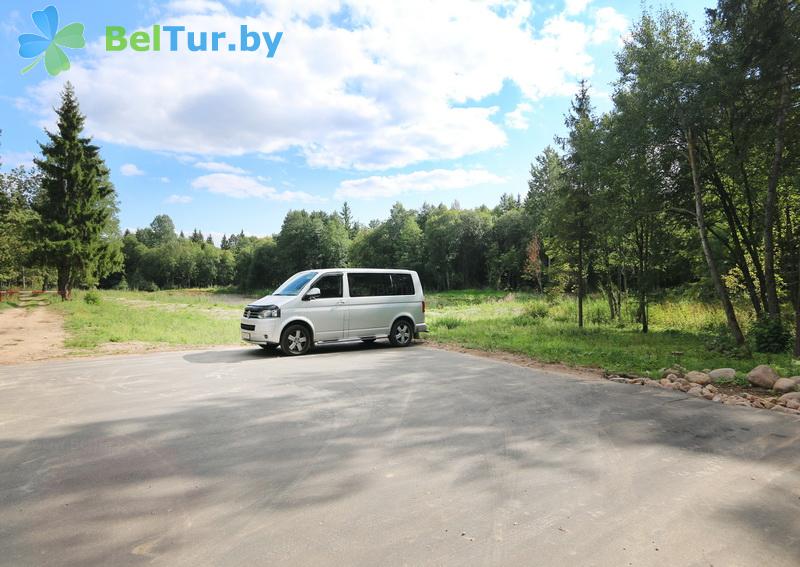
337;300;346;305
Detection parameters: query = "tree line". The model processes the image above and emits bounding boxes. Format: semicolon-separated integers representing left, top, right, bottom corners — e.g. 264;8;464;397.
0;1;798;354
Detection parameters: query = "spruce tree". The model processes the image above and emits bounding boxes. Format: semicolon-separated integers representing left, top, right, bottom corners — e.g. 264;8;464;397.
34;83;121;299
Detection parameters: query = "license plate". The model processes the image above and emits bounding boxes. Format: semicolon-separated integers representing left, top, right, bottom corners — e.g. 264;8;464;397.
241;332;250;340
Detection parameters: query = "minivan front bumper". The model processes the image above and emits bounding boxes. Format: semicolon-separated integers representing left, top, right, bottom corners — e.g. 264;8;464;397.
415;323;428;333
240;318;281;345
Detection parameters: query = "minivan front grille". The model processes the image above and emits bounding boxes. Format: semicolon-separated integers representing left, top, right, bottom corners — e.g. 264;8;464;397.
243;306;264;318
241;323;256;331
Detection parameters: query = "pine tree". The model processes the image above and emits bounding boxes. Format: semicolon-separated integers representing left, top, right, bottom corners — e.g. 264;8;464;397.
33;83;121;299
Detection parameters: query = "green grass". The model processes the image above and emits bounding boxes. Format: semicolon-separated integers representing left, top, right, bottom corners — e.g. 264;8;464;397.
426;291;798;379
49;289;244;350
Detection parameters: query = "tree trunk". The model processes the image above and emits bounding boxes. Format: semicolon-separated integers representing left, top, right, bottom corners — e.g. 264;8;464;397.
686;129;746;346
763;73;790;319
577;234;584;328
795;303;800;358
57;265;71;300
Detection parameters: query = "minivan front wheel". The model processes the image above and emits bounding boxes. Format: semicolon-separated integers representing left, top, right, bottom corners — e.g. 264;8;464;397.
281;324;312;356
389;319;413;347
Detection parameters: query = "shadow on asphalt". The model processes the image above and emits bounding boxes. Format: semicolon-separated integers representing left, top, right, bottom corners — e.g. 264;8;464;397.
1;345;799;564
182;339;407;364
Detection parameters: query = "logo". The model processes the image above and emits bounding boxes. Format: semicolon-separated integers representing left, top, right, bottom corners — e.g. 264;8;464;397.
18;5;85;76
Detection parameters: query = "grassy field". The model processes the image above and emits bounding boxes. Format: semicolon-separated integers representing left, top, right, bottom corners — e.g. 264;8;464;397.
48;289;246;349
425;290;798;382
38;289;800;381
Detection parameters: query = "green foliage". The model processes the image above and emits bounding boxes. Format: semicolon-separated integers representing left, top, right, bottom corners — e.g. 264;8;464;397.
83;290;101;305
524;300;549;319
33;83;122;297
750;317;791;354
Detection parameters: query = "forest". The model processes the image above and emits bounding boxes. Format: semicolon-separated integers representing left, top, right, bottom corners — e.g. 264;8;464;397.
0;3;798;355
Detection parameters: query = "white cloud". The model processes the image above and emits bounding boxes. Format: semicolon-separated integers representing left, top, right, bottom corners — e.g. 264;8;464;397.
120;163;145;176
165;194;193;204
564;0;592;16
0;151;35;169
505;102;533;130
591;7;628;44
23;1;622;171
335;168;507;200
160;176;171;183
191;172;321;202
195;161;247;174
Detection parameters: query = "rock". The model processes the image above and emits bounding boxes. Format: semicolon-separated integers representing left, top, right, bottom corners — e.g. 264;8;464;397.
747;365;779;389
661;368;684;380
773;378;798;394
703;384;718;394
772;404;800;415
708;368;736;382
787;400;800;410
778;392;800;404
711;394;726;403
678;382;692;393
687;386;703;397
665;373;679;382
660;378;672;386
686;371;712;386
702;391;715;400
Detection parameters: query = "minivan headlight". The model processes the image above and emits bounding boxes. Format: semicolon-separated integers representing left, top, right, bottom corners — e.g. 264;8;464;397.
257;305;281;318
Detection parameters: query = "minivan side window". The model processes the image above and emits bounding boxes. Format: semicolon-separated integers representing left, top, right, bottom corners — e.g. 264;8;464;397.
390;273;415;295
314;274;343;298
348;273;415;297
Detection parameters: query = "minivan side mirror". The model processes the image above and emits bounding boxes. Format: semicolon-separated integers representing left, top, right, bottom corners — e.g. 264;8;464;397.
304;287;321;300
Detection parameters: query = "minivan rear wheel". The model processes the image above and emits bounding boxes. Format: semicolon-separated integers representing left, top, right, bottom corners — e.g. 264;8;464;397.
281;324;312;356
389;319;413;347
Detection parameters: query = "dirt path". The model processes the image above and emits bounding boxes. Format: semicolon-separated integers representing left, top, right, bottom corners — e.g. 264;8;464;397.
0;307;66;365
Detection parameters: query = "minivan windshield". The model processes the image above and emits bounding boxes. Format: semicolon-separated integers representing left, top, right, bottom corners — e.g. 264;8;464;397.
273;271;318;296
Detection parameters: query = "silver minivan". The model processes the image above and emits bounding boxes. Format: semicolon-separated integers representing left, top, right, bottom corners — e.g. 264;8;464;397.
240;268;428;355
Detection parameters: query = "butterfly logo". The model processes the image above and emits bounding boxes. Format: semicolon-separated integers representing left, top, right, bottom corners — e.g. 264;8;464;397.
18;5;85;76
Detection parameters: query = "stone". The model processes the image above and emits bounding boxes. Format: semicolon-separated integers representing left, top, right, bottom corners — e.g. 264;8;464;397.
787;400;800;410
687;386;703;396
702;391;715;400
661;368;684;380
660;378;672;386
778;392;800;404
703;384;718;394
746;365;779;389
686;371;712;386
773;378;798;394
711;394;726;403
708;368;736;382
666;373;679;382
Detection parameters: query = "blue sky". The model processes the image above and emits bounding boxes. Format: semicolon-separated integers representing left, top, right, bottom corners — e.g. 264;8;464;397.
0;0;712;242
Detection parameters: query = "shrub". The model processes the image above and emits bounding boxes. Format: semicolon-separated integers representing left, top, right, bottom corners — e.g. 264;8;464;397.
435;316;464;330
750;317;791;353
83;291;101;305
524;300;549;319
139;280;160;293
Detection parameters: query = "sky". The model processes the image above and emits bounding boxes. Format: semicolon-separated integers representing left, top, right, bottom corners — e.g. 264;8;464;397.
0;0;713;242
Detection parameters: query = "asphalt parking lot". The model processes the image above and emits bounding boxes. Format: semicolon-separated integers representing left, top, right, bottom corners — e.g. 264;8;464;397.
1;343;798;566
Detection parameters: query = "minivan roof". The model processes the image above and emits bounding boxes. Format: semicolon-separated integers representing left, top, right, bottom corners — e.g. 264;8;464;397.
298;268;417;274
